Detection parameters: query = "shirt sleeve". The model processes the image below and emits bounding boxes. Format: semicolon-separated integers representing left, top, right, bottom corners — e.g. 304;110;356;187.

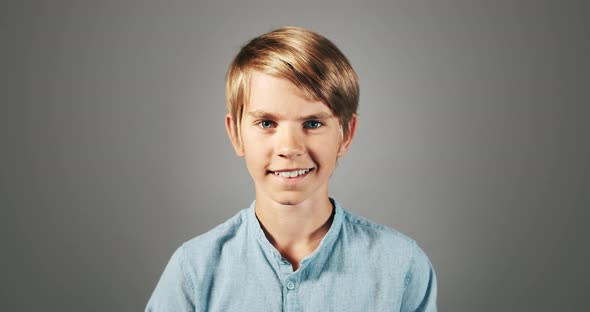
401;241;437;312
145;245;196;312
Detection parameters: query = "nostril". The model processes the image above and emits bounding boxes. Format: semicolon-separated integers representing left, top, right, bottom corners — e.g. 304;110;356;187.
277;151;303;158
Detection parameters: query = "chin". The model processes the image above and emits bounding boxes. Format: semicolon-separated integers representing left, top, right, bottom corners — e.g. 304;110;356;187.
274;197;303;206
269;192;307;206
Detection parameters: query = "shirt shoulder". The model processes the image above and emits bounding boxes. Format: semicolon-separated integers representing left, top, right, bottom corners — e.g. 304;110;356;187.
341;208;415;253
146;208;251;310
181;208;249;259
339;208;437;311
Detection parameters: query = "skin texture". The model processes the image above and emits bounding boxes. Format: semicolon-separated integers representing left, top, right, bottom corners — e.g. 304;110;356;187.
225;71;357;268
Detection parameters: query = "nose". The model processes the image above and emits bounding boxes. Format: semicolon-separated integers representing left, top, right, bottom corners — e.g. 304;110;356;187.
275;124;305;159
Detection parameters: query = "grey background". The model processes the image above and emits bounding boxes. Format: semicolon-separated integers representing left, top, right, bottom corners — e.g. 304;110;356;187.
3;0;589;311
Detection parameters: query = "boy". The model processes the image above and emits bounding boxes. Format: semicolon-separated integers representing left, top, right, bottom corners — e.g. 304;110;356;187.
146;26;437;311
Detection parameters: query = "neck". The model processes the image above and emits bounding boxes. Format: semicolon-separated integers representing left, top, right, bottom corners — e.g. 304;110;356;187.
254;196;334;270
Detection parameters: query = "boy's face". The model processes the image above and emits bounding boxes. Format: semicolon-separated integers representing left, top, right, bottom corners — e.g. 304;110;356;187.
226;71;356;206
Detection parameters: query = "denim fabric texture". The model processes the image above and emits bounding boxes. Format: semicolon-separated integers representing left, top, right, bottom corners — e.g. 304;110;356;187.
146;199;437;311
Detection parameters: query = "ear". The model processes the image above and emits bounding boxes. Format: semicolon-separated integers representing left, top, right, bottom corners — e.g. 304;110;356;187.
337;113;357;156
225;113;245;157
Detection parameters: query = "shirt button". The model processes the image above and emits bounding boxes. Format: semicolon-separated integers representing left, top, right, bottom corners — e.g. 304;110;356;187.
286;281;295;290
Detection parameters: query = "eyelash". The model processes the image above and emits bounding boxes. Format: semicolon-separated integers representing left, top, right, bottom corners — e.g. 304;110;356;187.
256;120;324;129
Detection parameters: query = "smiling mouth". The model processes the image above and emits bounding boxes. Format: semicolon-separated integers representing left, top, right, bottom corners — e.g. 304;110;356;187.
268;168;313;178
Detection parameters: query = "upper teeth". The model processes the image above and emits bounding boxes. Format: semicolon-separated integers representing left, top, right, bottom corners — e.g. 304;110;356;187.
275;169;311;178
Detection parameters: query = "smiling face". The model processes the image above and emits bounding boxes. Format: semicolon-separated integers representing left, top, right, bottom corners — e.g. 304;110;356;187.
226;71;356;207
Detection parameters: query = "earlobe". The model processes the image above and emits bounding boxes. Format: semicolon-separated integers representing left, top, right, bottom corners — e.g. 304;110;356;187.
338;114;358;156
225;114;245;157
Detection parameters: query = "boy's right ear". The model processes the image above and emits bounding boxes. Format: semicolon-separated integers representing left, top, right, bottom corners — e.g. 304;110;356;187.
225;114;245;157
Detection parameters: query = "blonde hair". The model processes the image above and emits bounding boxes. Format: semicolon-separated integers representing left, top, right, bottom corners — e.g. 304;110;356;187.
225;26;359;142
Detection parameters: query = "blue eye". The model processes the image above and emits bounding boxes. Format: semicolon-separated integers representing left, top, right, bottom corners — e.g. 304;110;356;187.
259;120;274;129
304;120;323;129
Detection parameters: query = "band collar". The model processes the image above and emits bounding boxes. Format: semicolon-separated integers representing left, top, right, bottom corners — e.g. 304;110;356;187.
247;198;344;270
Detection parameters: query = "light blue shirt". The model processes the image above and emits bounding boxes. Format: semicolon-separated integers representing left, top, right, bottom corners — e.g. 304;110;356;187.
146;199;437;311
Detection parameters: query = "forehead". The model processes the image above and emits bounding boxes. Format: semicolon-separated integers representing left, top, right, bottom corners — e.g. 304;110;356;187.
246;71;333;117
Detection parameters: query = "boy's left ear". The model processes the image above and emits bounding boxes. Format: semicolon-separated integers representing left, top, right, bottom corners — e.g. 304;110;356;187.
337;113;358;156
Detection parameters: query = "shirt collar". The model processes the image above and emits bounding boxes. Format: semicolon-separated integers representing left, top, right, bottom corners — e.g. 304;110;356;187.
246;198;344;270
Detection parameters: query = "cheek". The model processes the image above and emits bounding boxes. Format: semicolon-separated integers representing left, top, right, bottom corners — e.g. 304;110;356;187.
243;140;270;159
243;154;266;180
242;139;270;173
308;140;341;164
241;130;265;153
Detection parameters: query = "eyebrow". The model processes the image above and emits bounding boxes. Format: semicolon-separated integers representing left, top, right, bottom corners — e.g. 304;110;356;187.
247;110;333;121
